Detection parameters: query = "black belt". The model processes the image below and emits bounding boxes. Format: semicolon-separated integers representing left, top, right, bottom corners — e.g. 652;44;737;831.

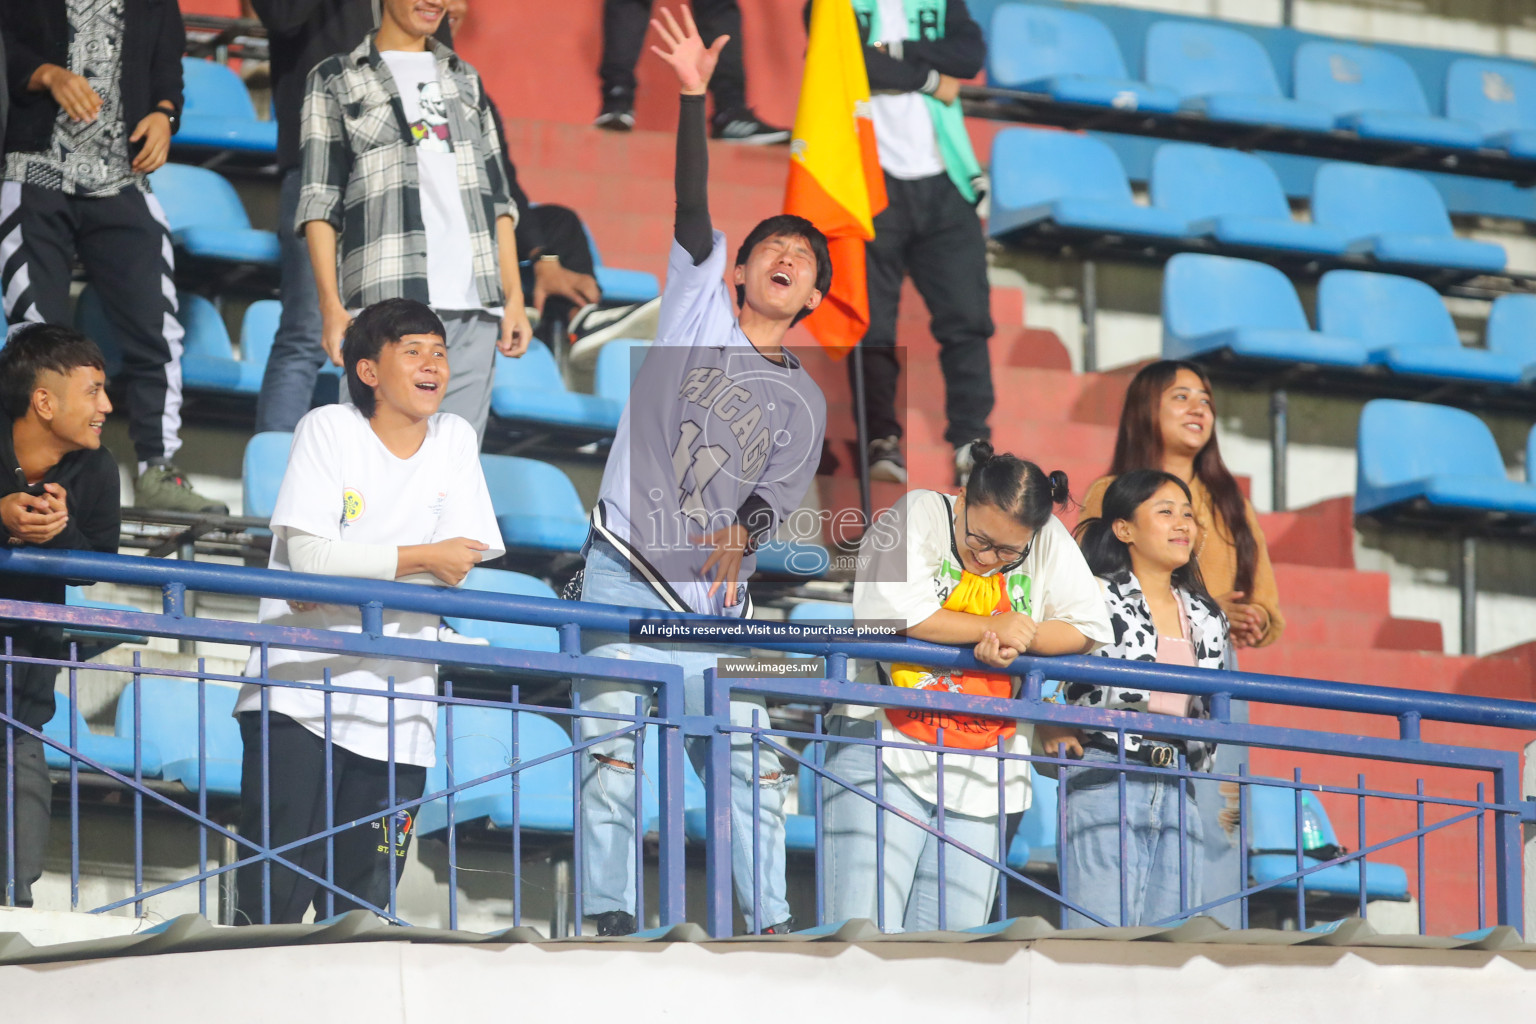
1084;735;1182;768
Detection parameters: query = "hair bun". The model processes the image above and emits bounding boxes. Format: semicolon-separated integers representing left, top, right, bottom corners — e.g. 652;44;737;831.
1048;470;1071;507
967;439;994;469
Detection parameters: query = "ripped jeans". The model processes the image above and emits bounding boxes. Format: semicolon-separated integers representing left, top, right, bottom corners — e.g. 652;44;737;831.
575;540;789;928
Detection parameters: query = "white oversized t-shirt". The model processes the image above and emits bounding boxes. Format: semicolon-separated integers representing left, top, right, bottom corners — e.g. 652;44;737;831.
843;489;1112;815
868;0;946;180
380;50;481;312
236;404;505;767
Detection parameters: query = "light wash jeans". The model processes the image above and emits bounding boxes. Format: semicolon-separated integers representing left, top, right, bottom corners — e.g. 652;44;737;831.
254;169;326;435
575;540;789;928
822;716;1001;932
1060;747;1203;928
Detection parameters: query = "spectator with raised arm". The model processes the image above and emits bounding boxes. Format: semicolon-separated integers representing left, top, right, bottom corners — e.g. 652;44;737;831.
0;325;120;908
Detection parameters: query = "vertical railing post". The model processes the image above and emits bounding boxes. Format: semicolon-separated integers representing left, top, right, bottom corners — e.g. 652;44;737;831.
702;668;734;938
1494;752;1524;931
656;669;687;928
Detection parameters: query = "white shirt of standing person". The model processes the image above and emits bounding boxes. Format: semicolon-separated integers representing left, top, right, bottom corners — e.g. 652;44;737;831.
840;489;1113;816
236;404;505;768
867;0;946;180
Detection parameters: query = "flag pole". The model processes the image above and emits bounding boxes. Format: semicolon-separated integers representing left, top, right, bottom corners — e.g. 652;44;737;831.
851;345;872;529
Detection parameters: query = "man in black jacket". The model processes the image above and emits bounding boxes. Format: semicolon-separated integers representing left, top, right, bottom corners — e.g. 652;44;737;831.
825;0;994;488
0;0;225;515
0;324;121;909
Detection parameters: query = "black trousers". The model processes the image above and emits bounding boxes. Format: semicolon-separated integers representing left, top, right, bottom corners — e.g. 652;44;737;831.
0;730;49;909
852;172;995;448
0;182;182;465
234;712;426;925
600;0;746;115
519;203;598;347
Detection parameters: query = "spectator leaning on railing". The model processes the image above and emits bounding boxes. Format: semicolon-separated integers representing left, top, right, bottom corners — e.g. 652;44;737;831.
0;324;120;909
823;444;1110;932
1064;469;1230;928
231;298;504;926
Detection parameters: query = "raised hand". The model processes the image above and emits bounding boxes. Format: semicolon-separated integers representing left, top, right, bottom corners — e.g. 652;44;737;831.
650;5;729;96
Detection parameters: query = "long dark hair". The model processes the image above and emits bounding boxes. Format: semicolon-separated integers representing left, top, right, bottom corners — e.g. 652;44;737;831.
964;441;1070;531
1076;469;1214;607
1108;360;1255;594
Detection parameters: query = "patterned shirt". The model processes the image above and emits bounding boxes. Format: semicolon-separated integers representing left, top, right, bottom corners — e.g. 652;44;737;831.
5;0;143;197
295;36;512;311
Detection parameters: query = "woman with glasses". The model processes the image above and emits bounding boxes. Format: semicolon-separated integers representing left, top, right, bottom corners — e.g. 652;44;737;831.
820;443;1112;931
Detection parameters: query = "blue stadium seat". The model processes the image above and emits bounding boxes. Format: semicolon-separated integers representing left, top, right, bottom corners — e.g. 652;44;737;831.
62;585;147;657
479;454;589;557
1150;143;1349;256
417;705;574;835
489;341;623;437
42;693;146;774
583;224;661;305
1143;21;1334;133
1317;270;1525;384
177;58;277;155
1245;782;1409;901
986;5;1179;113
1445;58;1536;160
1529;425;1536;485
989;128;1190;244
786;601;853;623
444;567;561;654
1294;41;1485;149
1004;769;1059;872
1162;254;1368;367
242;431;294;519
592;338;650;405
1355;400;1536;518
1486;293;1536;382
1310;163;1507;274
754;539;831;580
115;677;242;796
148;164;280;266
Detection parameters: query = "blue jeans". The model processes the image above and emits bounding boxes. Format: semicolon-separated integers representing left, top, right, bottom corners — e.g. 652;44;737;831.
1060;748;1203;928
822;716;1001;932
575;540;789;928
255;169;328;434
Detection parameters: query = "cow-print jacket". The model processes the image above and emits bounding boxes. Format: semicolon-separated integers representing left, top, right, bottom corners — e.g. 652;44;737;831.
1063;572;1229;772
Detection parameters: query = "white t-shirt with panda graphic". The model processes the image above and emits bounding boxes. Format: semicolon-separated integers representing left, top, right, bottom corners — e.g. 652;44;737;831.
236;404;505;767
381;49;481;312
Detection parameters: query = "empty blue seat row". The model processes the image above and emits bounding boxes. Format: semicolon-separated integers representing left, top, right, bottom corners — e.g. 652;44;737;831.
1356;400;1536;520
149;164;279;269
489;342;624;440
1245;784;1410;901
176;58;277;157
990;129;1507;275
1164;253;1535;387
985;4;1536;159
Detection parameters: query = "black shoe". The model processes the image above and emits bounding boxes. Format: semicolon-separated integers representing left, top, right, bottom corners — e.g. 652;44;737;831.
594;89;635;132
867;435;907;485
762;917;795;935
595;910;638;936
711;108;791;145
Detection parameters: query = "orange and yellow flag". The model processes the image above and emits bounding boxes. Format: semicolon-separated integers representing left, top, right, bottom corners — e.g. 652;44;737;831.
784;0;887;359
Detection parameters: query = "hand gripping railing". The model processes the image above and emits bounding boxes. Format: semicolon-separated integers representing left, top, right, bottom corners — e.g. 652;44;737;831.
0;546;1531;936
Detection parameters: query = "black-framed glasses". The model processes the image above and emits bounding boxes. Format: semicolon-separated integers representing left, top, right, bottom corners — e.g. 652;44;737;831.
962;501;1030;564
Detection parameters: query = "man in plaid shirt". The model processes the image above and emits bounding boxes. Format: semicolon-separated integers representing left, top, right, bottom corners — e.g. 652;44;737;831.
297;0;530;440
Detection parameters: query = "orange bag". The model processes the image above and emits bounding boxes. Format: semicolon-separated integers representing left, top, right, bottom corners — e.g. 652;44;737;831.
886;571;1018;749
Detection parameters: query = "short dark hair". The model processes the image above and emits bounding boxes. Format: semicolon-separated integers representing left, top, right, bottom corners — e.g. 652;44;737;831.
0;323;106;421
963;440;1071;533
733;214;832;326
343;299;446;418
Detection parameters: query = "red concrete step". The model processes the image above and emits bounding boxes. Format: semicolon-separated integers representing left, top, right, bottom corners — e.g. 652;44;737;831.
1281;607;1443;653
1270;563;1392;615
1259;496;1356;571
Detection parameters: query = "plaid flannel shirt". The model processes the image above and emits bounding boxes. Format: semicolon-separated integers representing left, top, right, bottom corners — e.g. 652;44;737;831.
296;36;513;310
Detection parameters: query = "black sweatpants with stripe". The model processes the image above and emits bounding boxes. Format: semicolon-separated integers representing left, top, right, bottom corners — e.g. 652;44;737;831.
0;182;183;465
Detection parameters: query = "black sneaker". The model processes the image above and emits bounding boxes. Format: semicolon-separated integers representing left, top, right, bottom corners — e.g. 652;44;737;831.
594;910;638;937
711;108;791;145
867;435;907;485
567;298;660;366
762;917;794;935
594;89;635;132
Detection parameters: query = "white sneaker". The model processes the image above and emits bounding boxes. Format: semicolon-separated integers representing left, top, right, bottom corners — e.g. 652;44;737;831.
567;298;662;367
954;441;979;488
437;623;491;646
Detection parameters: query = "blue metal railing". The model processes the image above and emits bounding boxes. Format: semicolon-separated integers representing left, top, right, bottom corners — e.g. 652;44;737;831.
0;547;1529;936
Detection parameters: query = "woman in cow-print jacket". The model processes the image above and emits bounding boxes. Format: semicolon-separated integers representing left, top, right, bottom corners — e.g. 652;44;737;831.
1058;469;1230;927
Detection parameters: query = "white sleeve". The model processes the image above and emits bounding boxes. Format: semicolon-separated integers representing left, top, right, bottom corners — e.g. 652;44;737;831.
269;409;346;540
428;418;507;565
653;232;733;349
285;530;398;580
1031;517;1115;652
853;490;947;630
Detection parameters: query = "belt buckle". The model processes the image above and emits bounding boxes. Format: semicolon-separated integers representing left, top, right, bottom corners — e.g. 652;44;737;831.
1150;744;1175;768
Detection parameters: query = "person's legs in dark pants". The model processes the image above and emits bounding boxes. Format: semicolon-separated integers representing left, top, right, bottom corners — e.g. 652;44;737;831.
693;0;745;117
327;746;426;919
0;183;78;329
255;169;329;434
597;0;652;122
0;727;52;909
235;712;330;925
850;178;911;479
523;204;598;348
903;176;994;452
